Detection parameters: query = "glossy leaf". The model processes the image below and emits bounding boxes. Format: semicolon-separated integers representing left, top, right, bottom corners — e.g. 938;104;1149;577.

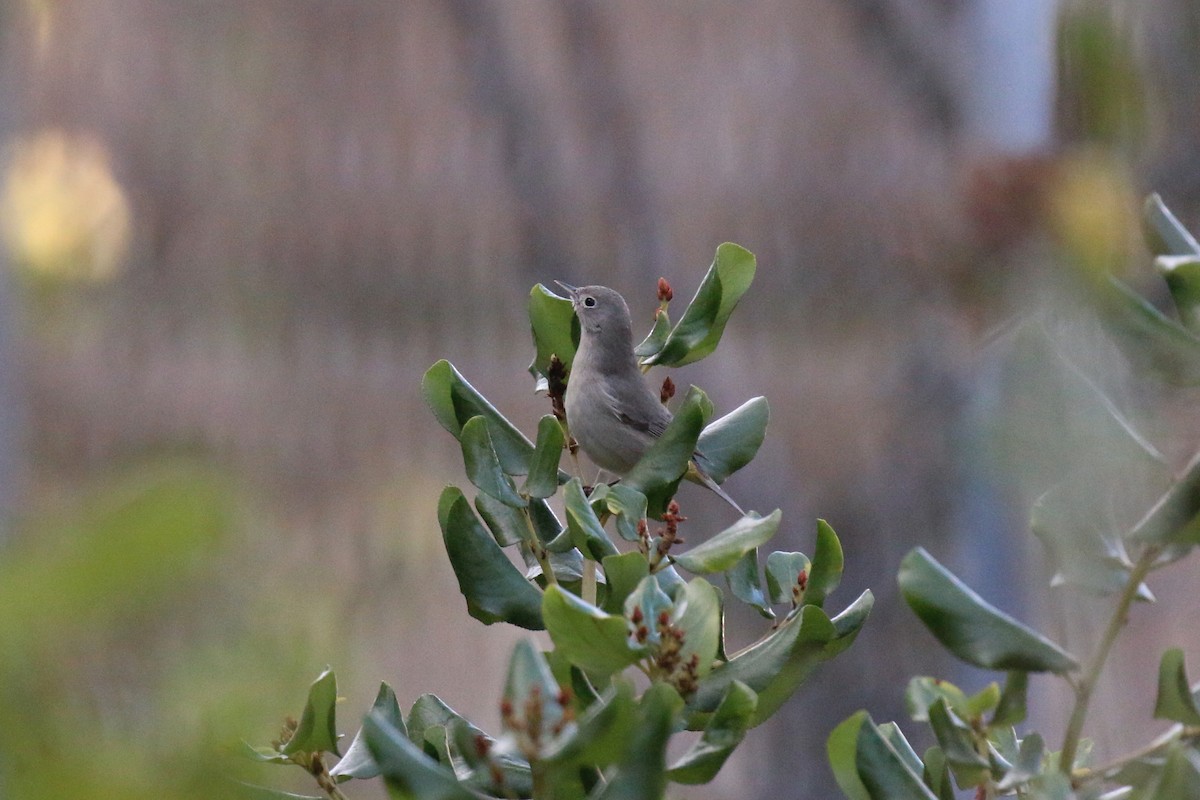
1143;193;1200;258
460;416;525;507
828;712;937;800
690;591;873;727
668;681;757;784
898;548;1078;673
671;577;723;678
564;478;619;560
766;551;811;607
604;484;648;542
524;415;565;498
641;243;756;367
439;486;544;630
807;519;844;608
672;509;782;574
475;493;528;547
633;308;672;359
877;723;924;780
694;397;769;483
362;710;475;800
543;585;642;678
528;283;579;377
600;552;649;615
423;360;535;474
623;386;708;519
593;683;682;800
281;667;340;756
331;682;404;781
1154;648;1200;725
727;547;774;619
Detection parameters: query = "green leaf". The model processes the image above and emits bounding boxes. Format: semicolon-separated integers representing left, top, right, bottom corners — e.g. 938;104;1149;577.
503;639;568;738
927;699;989;788
995;733;1045;790
898;548;1079;673
623;386;708;519
460;416;525;507
922;746;955;800
694;397;769;483
726;547;774;619
1154;647;1200;725
1131;451;1200;546
642;243;756;367
965;683;1001;720
600;552;649;615
475;493;528;547
807;519;844;608
604;484;648;542
564;478;619;560
281;667;340;756
828;712;937;800
876;723;925;780
331;682;404;781
992;671;1029;727
668;681;757;784
528;283;580;377
766;551;811;607
690;592;872;727
633;308;672;359
624;575;675;650
593;683;682;800
1141;741;1200;800
672;509;782;574
543;585;642;678
1143;193;1200;258
1101;277;1200;386
904;677;971;723
422;360;535;474
524;416;566;499
543;681;638;770
671;577;723;678
1157;256;1200;334
439;487;544;630
363;710;475;800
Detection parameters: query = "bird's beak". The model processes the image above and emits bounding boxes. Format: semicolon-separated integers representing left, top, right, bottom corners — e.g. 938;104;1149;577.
554;281;580;301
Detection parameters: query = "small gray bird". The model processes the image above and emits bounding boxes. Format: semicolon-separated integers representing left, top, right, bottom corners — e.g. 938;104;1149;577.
556;282;745;515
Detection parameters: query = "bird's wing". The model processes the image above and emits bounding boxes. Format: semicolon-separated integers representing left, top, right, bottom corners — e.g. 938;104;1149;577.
601;384;671;438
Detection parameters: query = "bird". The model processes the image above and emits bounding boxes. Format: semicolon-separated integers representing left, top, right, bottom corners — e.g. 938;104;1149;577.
555;281;745;515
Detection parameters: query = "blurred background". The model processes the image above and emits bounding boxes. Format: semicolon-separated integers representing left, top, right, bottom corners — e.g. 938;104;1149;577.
1;0;1199;797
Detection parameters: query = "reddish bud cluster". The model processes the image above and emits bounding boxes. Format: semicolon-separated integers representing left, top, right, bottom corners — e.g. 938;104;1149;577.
660;376;676;404
657;277;673;303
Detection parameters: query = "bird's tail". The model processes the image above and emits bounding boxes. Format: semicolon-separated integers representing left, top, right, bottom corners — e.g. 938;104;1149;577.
685;460;745;516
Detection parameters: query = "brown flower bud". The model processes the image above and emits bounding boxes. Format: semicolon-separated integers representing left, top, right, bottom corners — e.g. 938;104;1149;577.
660;376;676;404
657;277;673;303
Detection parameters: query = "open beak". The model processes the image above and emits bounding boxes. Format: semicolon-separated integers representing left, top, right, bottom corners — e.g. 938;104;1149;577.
554;281;580;301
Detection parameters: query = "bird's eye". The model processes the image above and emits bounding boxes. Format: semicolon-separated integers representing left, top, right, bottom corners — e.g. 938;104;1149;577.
583;296;596;308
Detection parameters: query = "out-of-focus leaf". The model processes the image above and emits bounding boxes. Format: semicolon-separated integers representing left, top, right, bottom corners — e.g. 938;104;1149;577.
1143;193;1200;258
564;478;618;560
1140;741;1200;800
524;415;565;499
828;712;937;800
634;308;672;359
460;416;525;507
439;487;544;630
543;681;638;770
593;683;681;800
992;671;1029;727
995;733;1045;790
671;577;722;679
423;360;535;474
623;386;708;519
1154;648;1200;726
672;509;781;574
503;640;568;742
331;683;404;782
449;719;532;797
904;677;971;723
529;284;579;377
605;484;648;542
668;681;757;784
1131;451;1200;547
600;552;649;615
689;592;872;727
543;585;642;678
641;243;756;367
927;699;989;788
726;547;774;619
233;783;324;800
922;746;955;800
766;551;811;607
898;548;1078;673
363;710;474;800
877;723;924;780
806;519;844;608
281;668;340;756
406;694;485;753
1101;277;1200;386
694;397;769;483
1157;256;1200;334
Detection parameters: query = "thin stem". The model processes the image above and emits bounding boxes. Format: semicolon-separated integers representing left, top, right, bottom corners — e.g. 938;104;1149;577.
522;508;557;585
582;559;597;606
1075;723;1186;784
1060;545;1160;775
